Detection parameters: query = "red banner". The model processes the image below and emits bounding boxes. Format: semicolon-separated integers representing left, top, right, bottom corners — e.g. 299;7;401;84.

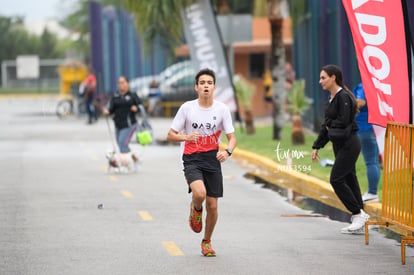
343;0;410;127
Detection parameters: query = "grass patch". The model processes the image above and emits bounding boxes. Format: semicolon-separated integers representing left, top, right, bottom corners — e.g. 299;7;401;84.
235;123;383;196
0;87;59;95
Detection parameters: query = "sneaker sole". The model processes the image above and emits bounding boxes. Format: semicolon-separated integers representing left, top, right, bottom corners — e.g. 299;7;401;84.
341;228;365;235
202;252;216;257
189;221;202;233
363;199;379;203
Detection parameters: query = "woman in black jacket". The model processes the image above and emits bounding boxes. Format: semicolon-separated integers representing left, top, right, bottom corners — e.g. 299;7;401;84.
103;76;142;171
311;64;369;234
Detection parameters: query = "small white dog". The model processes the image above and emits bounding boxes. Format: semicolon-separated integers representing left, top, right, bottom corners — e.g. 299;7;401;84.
105;150;138;174
105;150;121;173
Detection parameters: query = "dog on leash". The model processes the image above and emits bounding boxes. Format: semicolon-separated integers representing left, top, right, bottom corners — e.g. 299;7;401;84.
105;150;138;173
105;150;121;173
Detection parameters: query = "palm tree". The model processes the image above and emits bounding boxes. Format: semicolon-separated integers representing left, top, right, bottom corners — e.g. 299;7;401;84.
124;1;191;55
287;79;310;145
253;0;289;140
233;75;255;134
266;0;289;140
60;0;123;60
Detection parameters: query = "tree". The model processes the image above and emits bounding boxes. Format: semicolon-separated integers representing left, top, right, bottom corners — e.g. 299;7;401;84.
267;0;289;140
251;0;289;140
287;79;310;145
0;16;40;85
233;75;255;134
0;16;40;60
124;0;197;56
39;28;59;58
59;0;122;60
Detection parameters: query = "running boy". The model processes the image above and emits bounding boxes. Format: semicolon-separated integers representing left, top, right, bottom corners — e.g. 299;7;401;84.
167;68;236;257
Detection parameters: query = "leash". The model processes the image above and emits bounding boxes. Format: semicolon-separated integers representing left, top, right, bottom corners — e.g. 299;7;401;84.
105;116;119;153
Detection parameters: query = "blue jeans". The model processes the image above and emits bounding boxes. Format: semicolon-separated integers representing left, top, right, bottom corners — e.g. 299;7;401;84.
115;124;137;153
358;129;380;195
86;98;97;122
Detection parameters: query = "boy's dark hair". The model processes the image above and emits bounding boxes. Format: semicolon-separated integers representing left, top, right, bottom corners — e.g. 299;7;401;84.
195;68;216;85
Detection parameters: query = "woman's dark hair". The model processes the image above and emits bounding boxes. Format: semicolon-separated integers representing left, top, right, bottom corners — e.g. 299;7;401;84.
195;68;216;85
119;75;129;83
321;64;358;115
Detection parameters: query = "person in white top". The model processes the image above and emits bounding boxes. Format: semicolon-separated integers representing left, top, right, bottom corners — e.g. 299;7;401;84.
167;68;236;257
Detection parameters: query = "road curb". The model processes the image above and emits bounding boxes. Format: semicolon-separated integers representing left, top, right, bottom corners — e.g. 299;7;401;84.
227;145;382;221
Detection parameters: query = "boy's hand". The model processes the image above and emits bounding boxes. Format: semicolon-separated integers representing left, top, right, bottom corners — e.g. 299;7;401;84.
216;151;230;162
186;132;200;143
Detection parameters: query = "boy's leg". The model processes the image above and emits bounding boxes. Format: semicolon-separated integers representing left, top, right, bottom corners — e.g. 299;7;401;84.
189;180;206;211
201;196;218;256
204;196;218;241
188;180;206;233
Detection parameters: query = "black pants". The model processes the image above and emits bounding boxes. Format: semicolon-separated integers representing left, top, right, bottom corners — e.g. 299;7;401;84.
331;133;363;215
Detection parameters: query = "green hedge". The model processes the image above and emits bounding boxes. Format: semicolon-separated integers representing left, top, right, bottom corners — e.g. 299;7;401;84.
0;87;59;95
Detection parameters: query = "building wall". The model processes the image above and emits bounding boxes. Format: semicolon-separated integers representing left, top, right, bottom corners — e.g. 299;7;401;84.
233;53;269;117
233;50;293;118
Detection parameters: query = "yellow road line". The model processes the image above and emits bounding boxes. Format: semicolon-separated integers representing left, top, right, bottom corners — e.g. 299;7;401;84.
162;241;184;256
109;176;118;182
121;190;134;198
138;211;153;221
91;155;99;161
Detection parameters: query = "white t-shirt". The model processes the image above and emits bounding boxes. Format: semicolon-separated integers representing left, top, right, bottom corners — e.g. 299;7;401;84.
171;99;234;156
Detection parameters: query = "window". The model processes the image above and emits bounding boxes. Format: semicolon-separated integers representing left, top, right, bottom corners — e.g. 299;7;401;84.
249;54;265;78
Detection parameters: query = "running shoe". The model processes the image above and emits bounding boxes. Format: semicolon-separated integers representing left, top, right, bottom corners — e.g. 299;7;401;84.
362;192;379;202
341;225;365;235
189;203;202;233
347;213;368;232
360;209;370;221
341;210;370;234
201;239;216;257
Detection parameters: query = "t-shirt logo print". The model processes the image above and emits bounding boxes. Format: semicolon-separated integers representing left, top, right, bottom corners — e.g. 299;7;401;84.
192;122;198;129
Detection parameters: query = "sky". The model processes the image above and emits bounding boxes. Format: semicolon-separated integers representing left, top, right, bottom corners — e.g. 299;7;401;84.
0;0;67;23
0;0;76;38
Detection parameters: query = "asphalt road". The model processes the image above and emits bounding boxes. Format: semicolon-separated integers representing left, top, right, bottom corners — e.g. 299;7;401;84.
0;97;413;275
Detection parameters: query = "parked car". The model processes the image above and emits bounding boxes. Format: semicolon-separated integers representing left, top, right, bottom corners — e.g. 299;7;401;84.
129;60;192;100
158;67;196;102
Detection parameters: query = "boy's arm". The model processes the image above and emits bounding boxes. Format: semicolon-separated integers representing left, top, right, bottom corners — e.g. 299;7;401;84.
217;132;236;162
225;132;236;153
167;128;199;143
